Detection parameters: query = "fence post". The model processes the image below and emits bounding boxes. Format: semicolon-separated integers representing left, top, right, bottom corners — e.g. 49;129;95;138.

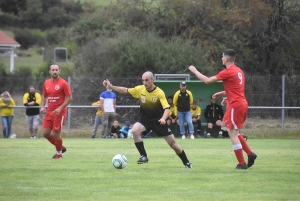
68;76;71;135
282;75;285;134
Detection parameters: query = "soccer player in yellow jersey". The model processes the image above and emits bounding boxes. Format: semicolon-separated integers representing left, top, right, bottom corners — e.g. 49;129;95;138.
103;71;192;168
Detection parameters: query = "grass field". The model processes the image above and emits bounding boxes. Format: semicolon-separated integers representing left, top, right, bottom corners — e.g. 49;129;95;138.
79;0;115;6
0;138;299;200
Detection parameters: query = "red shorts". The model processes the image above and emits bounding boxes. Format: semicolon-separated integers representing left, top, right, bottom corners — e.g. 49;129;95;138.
42;110;66;131
222;104;248;130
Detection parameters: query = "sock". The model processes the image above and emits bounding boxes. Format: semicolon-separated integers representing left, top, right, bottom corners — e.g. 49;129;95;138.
207;128;212;135
177;150;189;165
55;138;63;152
47;134;55;145
233;144;245;165
135;141;147;157
238;133;252;155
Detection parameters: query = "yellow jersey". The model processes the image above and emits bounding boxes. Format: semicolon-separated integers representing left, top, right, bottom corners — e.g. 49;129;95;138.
190;105;201;118
92;101;103;116
128;85;170;121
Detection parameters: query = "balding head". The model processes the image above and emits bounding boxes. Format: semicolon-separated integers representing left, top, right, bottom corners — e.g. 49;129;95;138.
142;71;155;91
142;71;154;79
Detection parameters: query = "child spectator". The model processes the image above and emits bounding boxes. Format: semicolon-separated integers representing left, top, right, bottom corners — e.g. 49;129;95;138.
120;120;132;138
110;120;121;138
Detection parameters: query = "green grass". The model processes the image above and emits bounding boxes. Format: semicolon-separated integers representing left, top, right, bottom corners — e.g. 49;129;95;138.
0;138;299;200
0;49;45;73
79;0;115;6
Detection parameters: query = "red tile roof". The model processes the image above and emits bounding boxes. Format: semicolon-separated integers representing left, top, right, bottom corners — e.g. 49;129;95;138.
0;30;20;47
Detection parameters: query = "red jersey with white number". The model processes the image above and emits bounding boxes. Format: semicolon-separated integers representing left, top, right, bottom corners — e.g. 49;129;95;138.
216;64;247;108
42;77;72;111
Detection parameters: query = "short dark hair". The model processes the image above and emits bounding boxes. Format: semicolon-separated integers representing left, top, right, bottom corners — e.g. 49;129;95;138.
223;49;236;61
167;95;173;100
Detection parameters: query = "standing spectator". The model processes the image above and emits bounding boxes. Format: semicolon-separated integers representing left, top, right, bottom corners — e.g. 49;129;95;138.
173;82;195;139
204;95;224;138
100;86;117;138
166;95;179;127
103;71;192;168
189;49;257;169
110;120;121;138
91;100;103;138
40;64;72;159
187;100;202;138
0;91;15;138
23;85;41;138
119;120;132;138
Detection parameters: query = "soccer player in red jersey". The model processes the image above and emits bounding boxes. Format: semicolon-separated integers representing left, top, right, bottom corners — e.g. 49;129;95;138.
40;65;72;159
189;49;257;169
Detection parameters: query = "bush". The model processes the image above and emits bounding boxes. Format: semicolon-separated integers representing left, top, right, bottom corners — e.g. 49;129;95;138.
14;28;35;49
0;12;20;27
73;30;214;77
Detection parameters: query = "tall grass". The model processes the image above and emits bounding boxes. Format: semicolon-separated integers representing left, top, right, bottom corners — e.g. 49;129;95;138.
0;138;299;201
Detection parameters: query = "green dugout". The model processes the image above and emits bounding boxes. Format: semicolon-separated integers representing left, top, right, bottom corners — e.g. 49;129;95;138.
155;80;226;136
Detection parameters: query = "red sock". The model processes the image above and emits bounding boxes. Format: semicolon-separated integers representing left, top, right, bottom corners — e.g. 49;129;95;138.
55;138;63;152
47;134;55;145
234;149;245;165
238;134;252;156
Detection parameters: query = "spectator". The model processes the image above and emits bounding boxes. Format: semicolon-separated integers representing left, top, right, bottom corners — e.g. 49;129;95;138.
119;120;132;138
173;82;195;139
91;100;103;138
187;100;202;138
0;91;15;138
166;95;179;127
100;86;117;138
110;120;121;138
204;95;224;138
23;85;41;139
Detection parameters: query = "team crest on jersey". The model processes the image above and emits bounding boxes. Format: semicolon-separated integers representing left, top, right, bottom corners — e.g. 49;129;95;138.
55;85;60;90
152;97;158;102
141;96;146;103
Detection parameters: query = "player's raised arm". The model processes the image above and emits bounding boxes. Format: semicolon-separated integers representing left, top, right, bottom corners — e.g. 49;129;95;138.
103;79;129;94
188;65;219;84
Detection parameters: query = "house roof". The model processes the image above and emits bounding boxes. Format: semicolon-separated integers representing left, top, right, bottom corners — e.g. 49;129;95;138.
0;30;20;47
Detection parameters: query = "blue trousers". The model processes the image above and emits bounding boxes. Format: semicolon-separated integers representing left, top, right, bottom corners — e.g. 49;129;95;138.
92;115;103;137
177;111;194;134
2;116;14;138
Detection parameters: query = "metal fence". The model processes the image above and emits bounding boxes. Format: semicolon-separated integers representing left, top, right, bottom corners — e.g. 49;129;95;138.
1;75;300;136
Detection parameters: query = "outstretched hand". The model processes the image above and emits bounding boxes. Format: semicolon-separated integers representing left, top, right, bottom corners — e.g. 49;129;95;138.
103;79;112;89
188;65;197;73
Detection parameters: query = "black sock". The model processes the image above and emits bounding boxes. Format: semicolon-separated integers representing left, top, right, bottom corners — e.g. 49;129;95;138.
135;141;147;157
207;128;212;134
177;150;189;165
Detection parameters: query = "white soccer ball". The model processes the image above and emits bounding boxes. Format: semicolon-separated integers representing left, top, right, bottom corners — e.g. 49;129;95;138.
112;154;127;169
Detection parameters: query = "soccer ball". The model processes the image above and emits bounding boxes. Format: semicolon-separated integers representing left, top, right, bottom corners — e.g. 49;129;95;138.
112;154;127;169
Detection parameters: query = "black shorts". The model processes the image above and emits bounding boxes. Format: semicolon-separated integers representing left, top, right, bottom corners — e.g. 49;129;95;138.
206;118;222;125
138;117;172;137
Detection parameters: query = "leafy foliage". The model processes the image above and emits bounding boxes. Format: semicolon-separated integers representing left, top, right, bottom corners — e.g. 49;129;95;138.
73;31;214;77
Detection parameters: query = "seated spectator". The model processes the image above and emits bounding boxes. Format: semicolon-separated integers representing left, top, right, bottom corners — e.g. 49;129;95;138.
204;95;226;138
187;100;202;138
110;120;121;138
166;95;179;127
120;120;132;138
